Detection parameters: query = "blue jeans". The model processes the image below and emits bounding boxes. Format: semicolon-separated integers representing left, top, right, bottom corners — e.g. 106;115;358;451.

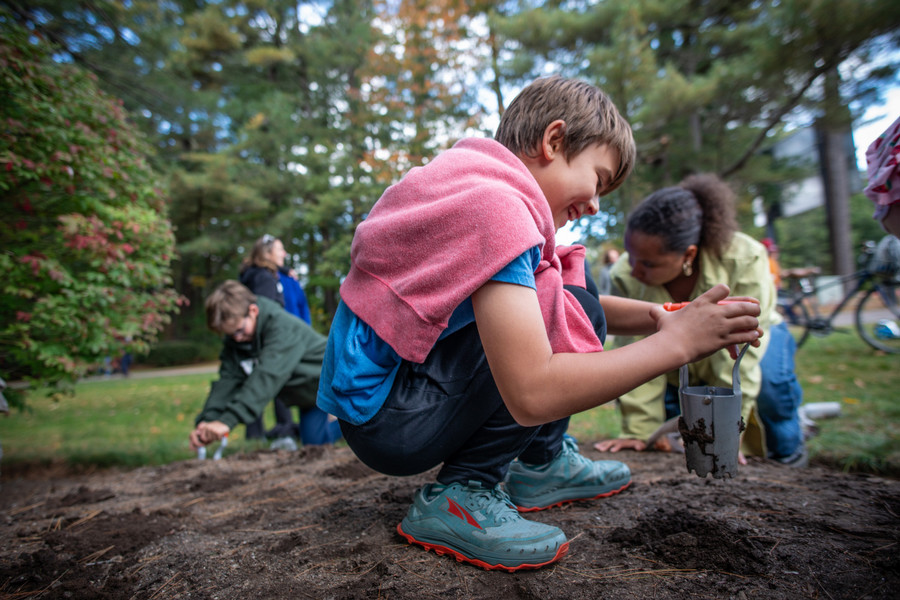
299;406;343;445
251;401;343;445
757;321;804;459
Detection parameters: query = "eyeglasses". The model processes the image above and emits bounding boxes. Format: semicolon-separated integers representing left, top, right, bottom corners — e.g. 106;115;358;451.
230;315;252;340
261;234;276;245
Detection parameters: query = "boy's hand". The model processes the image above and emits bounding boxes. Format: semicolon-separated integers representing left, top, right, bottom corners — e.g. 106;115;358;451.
189;420;231;450
719;294;764;357
650;284;762;362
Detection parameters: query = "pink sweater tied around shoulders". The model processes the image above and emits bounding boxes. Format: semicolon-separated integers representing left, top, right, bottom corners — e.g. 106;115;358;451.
340;137;604;363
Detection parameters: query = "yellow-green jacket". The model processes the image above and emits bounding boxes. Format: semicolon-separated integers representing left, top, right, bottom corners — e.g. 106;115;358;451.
609;232;780;455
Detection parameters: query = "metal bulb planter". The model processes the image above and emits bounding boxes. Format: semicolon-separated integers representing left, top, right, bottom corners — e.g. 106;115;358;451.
677;343;749;479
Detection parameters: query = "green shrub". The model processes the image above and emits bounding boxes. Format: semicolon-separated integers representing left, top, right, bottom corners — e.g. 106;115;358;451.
1;21;180;409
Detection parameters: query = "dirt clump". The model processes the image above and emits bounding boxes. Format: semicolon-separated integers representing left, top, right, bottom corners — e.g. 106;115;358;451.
1;444;897;599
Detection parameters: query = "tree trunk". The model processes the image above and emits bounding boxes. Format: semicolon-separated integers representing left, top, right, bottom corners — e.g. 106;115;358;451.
818;68;854;287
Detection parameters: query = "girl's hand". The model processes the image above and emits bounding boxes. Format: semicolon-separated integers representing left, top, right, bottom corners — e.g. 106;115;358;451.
593;438;647;452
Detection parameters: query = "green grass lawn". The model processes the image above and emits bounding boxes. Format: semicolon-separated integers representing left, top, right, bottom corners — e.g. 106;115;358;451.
1;332;897;476
0;372;272;471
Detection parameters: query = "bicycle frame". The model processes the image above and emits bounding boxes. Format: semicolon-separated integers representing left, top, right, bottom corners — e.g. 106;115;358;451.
778;238;900;353
801;270;875;329
780;268;899;350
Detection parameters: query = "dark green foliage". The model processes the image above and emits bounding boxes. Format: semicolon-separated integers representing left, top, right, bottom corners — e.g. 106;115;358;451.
140;340;220;368
493;0;900;254
5;0;898;344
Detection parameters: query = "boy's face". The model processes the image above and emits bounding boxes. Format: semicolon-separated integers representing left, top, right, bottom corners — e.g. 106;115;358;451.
221;303;260;342
529;129;620;230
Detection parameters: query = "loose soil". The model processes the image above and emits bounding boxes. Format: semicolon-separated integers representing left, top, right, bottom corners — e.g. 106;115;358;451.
2;444;898;599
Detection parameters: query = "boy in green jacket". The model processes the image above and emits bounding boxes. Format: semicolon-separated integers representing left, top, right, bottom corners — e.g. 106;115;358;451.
189;280;336;450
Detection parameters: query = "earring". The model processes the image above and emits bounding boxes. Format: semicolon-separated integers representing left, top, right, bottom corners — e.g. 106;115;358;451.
682;262;693;277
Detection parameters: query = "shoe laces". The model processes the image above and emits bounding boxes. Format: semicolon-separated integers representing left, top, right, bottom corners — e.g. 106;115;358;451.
463;483;519;523
560;435;588;466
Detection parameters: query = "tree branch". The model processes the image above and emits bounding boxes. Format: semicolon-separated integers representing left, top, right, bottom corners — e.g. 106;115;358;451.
721;64;830;178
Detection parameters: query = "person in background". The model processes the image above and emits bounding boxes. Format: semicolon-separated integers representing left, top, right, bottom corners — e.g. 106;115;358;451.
277;247;341;446
760;238;782;289
597;247;620;296
239;235;284;307
594;174;806;467
119;351;132;377
190;281;338;452
118;335;134;377
280;265;312;325
238;235;296;445
865;115;900;238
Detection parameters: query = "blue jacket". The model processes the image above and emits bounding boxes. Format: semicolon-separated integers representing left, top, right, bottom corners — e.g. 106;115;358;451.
279;267;311;324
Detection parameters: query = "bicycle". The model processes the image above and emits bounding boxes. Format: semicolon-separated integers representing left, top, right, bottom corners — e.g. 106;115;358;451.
777;236;900;354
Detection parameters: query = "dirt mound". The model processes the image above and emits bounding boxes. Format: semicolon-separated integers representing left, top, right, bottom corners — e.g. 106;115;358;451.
2;444;897;599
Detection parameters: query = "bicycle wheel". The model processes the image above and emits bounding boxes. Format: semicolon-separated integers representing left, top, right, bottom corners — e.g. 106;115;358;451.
777;294;811;348
856;281;900;354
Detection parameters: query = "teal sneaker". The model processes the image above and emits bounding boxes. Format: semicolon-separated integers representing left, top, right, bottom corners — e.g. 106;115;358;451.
505;435;631;511
397;480;569;571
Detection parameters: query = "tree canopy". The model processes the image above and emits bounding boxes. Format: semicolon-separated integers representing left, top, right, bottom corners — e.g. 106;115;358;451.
3;0;899;338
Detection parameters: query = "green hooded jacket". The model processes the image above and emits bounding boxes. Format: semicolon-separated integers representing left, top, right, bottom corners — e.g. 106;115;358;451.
196;296;326;429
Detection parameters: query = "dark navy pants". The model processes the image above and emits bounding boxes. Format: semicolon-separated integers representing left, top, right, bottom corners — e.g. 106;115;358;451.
340;284;606;487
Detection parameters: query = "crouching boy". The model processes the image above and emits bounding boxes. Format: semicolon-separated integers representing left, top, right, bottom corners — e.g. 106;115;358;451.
189;280;340;450
317;76;761;571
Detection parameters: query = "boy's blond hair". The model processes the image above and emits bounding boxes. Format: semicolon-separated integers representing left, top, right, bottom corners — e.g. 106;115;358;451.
205;280;257;333
495;76;635;194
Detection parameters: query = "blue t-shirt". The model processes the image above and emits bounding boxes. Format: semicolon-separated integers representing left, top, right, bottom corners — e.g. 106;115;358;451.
317;248;541;424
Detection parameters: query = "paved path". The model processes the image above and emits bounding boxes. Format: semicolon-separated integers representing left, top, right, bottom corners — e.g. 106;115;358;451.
130;362;219;378
82;362;219;383
831;307;894;327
